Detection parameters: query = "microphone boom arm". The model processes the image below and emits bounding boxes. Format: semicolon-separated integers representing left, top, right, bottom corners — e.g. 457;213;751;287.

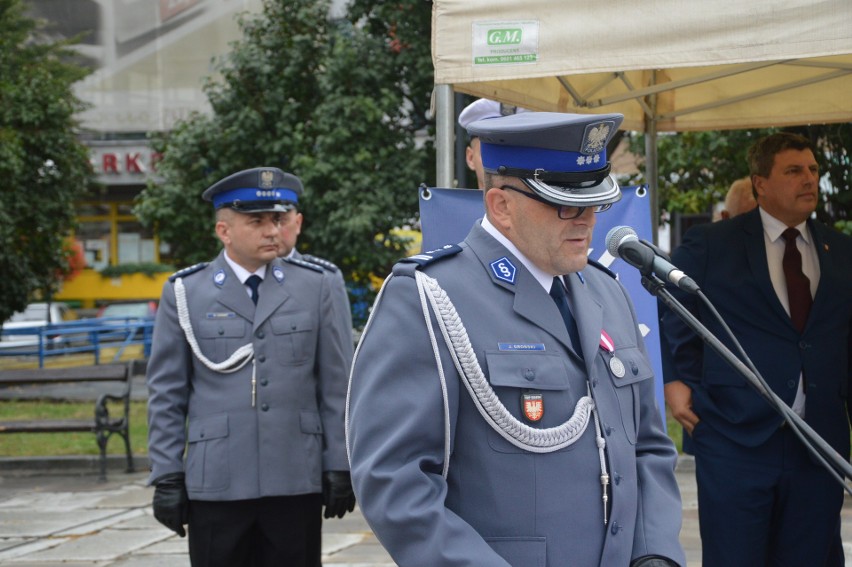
643;275;852;493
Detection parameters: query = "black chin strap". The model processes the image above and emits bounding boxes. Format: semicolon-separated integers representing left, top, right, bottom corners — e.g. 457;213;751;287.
496;163;611;186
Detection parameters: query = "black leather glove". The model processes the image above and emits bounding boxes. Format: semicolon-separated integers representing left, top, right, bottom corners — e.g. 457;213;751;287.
152;472;189;537
630;556;680;567
322;470;356;519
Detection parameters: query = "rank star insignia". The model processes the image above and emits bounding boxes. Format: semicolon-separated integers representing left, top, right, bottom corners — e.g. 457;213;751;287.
521;390;544;422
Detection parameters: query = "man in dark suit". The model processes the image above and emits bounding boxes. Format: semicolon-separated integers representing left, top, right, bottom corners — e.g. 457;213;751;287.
146;167;355;566
662;132;852;566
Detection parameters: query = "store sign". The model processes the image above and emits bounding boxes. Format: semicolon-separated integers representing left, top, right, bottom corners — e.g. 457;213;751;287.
89;145;164;185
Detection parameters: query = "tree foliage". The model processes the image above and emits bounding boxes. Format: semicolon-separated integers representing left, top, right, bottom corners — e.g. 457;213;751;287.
135;0;434;324
135;0;435;311
628;123;852;233
0;0;92;322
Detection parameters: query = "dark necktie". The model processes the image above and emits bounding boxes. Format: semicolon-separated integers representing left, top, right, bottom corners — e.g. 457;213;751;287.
245;275;262;305
549;276;583;359
781;228;812;333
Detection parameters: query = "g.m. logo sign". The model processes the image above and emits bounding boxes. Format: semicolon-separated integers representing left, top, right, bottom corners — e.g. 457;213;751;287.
487;28;523;45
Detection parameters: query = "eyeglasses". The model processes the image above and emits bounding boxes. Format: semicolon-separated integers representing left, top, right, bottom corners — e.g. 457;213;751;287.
500;185;612;220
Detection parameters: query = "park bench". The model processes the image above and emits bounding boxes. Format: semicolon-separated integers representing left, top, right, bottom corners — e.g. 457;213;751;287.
0;363;135;481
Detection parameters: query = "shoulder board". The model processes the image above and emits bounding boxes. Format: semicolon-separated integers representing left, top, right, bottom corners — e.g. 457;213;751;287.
168;262;209;282
300;254;339;273
585;258;617;279
283;257;324;273
398;244;463;268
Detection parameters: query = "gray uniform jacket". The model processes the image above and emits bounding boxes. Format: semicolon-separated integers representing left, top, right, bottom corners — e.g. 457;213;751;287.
347;222;684;567
147;251;352;501
292;250;354;350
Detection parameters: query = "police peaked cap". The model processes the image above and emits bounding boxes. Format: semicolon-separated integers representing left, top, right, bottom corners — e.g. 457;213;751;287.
202;167;303;213
466;112;624;208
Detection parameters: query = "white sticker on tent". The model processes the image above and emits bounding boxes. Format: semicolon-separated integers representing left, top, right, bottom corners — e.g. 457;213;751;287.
472;21;539;66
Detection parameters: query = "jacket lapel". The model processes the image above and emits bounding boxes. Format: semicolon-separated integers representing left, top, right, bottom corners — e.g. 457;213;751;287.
565;271;603;373
212;255;255;323
466;223;581;357
742;210;792;328
253;260;290;331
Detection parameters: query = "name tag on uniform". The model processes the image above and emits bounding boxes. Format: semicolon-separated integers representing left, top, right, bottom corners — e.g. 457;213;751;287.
206;312;236;319
498;343;545;351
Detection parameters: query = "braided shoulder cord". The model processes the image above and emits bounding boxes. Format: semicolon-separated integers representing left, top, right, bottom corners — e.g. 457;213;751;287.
174;277;254;373
415;271;595;453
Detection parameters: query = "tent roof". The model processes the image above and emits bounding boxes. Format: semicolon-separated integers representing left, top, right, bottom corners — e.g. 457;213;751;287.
433;0;852;131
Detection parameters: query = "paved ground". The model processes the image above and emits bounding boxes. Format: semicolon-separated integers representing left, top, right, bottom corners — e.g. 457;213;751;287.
0;456;696;566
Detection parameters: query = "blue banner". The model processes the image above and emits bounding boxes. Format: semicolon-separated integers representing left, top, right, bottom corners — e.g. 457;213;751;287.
419;186;666;423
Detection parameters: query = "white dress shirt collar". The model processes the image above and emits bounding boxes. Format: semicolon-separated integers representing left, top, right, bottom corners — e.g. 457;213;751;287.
481;217;560;292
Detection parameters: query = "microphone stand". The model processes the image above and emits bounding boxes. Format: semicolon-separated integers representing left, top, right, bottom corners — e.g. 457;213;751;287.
642;274;852;494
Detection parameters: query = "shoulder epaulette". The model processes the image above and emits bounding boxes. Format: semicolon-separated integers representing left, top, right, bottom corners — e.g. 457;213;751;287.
169;262;209;282
283;256;323;273
586;258;617;279
300;254;339;273
398;244;463;268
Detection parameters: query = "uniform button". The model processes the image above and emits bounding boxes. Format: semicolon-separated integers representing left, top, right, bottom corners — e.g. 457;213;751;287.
592;379;598;388
260;378;268;386
787;380;797;389
798;340;809;349
200;432;205;438
291;324;297;330
605;425;613;436
256;331;265;339
614;473;621;485
524;368;535;381
258;355;266;363
610;521;620;535
261;403;269;411
217;328;224;336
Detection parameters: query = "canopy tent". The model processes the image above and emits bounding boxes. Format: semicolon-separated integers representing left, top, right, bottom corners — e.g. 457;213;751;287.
431;0;852;230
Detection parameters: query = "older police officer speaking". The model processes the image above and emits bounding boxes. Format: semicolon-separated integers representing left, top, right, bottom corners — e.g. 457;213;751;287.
346;113;685;567
146;167;354;566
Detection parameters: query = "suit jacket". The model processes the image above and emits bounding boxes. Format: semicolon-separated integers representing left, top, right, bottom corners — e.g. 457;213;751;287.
347;222;684;567
661;208;852;453
146;251;352;501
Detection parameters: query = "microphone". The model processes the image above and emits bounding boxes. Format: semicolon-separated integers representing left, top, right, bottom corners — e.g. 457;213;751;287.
605;226;700;293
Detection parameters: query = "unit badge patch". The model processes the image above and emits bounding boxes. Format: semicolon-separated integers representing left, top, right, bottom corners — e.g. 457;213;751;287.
213;269;226;286
521;390;544;422
490;256;517;284
272;266;285;282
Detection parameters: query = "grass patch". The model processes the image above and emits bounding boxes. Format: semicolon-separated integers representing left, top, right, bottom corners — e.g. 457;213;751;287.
0;400;148;457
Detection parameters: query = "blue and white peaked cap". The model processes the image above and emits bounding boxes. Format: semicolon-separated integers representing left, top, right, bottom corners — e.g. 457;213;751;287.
467;112;624;208
202;167;302;213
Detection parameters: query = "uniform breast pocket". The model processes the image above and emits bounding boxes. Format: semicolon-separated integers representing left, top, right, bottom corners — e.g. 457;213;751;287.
270;311;315;365
608;346;653;445
484;351;579;454
197;318;248;362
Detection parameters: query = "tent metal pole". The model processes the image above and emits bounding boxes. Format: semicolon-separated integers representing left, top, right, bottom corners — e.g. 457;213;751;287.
645;76;660;245
435;84;455;188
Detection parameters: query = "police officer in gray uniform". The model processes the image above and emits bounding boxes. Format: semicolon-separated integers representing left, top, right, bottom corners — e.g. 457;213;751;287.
275;193;354;350
347;113;685;567
147;167;355;567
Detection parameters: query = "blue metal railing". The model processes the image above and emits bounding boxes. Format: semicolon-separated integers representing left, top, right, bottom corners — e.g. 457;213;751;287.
0;317;154;368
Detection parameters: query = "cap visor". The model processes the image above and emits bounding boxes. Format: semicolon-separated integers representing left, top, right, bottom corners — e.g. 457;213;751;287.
522;174;621;208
